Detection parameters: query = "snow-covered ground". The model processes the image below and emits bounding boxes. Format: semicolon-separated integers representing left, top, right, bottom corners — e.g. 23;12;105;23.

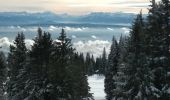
88;74;105;100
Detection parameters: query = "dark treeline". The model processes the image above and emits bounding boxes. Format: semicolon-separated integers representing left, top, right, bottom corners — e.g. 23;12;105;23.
85;37;127;76
0;28;94;100
104;0;170;100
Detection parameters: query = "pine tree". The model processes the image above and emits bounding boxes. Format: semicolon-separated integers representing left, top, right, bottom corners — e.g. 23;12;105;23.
85;53;95;75
104;36;119;100
124;11;158;99
94;57;101;74
0;52;7;100
146;0;170;99
158;0;170;99
49;28;74;99
100;47;107;75
118;35;128;62
85;52;91;75
91;54;95;75
7;32;27;100
25;28;52;100
110;35;128;99
68;53;93;99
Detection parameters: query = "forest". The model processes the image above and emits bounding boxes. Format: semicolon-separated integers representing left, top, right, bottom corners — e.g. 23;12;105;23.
0;0;170;100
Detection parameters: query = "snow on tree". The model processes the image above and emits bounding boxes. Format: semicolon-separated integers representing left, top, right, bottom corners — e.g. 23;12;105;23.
105;36;119;100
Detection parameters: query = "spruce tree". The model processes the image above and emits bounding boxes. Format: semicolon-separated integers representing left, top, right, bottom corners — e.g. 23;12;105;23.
25;28;52;100
124;11;158;99
49;29;74;99
68;53;93;99
85;53;95;75
146;0;170;99
94;57;101;74
111;35;128;99
104;36;119;100
100;47;107;75
85;53;91;75
158;0;170;99
7;32;27;100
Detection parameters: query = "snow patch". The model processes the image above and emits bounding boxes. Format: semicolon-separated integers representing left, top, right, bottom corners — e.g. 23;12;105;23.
88;74;105;100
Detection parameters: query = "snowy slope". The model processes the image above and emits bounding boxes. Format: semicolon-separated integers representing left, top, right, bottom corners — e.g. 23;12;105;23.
88;75;105;100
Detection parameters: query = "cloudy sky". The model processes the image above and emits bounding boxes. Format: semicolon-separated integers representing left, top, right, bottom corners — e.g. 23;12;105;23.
0;0;158;15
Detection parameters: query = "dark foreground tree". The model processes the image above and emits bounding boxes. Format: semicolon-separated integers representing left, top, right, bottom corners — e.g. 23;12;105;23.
49;29;93;100
104;36;119;100
7;33;27;100
0;52;7;100
25;28;52;100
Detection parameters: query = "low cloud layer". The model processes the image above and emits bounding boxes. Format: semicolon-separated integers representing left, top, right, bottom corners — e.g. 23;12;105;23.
73;40;111;58
0;37;111;58
0;37;34;54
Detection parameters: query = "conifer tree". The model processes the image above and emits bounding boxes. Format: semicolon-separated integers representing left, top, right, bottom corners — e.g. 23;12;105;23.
94;57;101;74
104;36;119;100
7;32;27;100
49;29;74;99
124;11;158;99
0;52;7;100
112;35;128;99
100;47;107;75
25;28;52;100
85;52;91;75
85;53;95;75
158;0;170;99
68;53;93;99
146;0;170;98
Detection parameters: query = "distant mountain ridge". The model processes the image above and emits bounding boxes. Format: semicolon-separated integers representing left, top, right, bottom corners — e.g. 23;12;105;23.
0;12;137;26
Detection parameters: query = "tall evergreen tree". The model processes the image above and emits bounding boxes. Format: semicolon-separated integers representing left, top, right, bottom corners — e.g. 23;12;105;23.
124;11;158;99
100;47;107;75
110;35;128;99
158;0;170;99
85;52;91;75
85;53;95;75
94;57;102;74
104;36;119;100
7;32;27;100
68;52;93;99
146;0;170;99
25;28;52;100
49;29;74;99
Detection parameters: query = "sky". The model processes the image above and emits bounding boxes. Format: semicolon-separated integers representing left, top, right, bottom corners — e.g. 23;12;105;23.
0;0;158;15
